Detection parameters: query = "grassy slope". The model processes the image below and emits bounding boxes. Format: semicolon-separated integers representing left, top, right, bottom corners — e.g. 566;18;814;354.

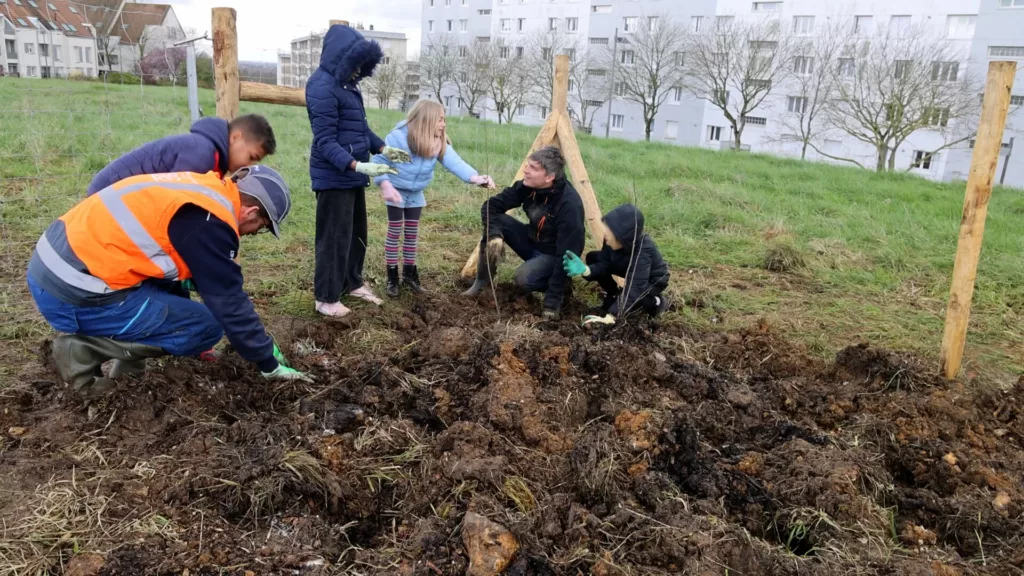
0;78;1020;382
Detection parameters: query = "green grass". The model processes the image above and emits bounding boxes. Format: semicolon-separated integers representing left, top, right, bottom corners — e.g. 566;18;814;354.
0;76;1021;383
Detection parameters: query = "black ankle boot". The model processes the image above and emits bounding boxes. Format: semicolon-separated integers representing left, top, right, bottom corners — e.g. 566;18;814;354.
402;264;425;293
386;265;400;298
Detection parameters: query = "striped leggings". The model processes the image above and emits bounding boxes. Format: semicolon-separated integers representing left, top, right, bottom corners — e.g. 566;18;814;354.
385;205;423;267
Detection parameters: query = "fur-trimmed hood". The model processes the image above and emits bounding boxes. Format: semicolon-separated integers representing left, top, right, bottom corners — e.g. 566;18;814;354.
319;24;383;84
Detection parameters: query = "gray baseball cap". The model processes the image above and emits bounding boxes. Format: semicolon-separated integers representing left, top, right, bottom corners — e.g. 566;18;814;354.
233;165;291;238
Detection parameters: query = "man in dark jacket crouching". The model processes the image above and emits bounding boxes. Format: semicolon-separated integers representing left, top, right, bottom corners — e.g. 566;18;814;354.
462;147;586;320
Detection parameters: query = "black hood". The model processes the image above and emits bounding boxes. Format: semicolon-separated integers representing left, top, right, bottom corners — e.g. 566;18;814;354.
603;203;645;249
319;24;383;84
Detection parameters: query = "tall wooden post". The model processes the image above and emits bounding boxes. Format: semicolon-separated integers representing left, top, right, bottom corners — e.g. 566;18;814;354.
329;19;350;27
212;7;239;120
939;61;1016;379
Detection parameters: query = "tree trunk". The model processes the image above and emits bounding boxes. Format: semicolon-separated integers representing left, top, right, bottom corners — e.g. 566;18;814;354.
645;117;653;142
887;148;897;172
875;145;888;171
733;127;743;151
801;141;808;160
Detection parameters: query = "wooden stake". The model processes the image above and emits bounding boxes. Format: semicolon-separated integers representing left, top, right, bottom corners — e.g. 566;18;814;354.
329;20;350;27
240;81;305;106
212;7;239;120
939;61;1016;380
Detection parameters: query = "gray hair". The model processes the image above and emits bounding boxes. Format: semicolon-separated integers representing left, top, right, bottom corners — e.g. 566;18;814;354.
528;146;566;180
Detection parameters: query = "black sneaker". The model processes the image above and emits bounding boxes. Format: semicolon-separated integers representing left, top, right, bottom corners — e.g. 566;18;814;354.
402;264;425;293
386;265;400;298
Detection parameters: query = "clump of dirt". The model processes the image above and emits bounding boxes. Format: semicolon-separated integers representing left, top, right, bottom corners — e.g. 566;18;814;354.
1;288;1022;575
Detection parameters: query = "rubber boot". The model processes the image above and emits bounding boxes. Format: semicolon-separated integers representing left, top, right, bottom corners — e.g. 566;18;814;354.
402;264;425;294
385;265;400;298
461;245;497;297
51;335;149;398
109;342;166;378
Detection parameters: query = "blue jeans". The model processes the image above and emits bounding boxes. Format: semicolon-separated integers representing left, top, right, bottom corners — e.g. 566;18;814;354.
490;214;560;292
28;277;223;357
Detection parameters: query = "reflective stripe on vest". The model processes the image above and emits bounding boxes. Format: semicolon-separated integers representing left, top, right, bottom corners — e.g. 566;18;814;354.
40;180;239;293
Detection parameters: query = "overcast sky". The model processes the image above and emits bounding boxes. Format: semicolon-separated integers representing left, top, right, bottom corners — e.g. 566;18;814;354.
165;0;423;62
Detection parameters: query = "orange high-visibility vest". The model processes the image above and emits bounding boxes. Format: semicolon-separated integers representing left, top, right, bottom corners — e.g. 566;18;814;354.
36;171;241;294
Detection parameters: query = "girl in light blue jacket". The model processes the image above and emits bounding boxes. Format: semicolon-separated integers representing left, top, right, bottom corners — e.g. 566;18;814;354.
373;99;494;297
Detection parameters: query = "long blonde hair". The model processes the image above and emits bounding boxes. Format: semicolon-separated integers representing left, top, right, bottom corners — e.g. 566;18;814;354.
406;99;447;161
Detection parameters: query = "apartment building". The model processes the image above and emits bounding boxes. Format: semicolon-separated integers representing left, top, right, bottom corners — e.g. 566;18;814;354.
278;25;409;91
1;0;98;78
421;0;1024;188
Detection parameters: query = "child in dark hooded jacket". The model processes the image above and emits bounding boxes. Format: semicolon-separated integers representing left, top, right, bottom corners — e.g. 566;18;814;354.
563;203;670;324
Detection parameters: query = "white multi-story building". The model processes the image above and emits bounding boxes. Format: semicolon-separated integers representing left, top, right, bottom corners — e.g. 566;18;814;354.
420;0;1024;188
1;0;99;78
278;25;409;91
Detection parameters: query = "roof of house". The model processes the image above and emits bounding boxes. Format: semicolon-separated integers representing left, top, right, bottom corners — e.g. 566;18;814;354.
110;2;170;44
0;0;96;38
75;0;122;36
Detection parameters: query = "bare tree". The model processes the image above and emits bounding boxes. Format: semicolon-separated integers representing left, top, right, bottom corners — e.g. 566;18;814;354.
526;30;608;132
606;14;687;141
684;18;795;150
365;53;406;110
453;40;492;117
420;34;457;102
825;24;980;171
487;38;532;124
770;20;850;159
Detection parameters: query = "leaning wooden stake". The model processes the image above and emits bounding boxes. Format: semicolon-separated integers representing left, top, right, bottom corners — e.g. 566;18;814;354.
212;7;239;120
939;61;1016;379
461;55;608;278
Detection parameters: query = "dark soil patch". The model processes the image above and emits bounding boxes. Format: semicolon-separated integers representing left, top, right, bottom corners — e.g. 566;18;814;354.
1;288;1022;575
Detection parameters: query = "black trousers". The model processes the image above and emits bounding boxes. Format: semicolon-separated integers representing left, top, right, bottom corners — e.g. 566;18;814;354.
315;188;367;303
584;251;662;316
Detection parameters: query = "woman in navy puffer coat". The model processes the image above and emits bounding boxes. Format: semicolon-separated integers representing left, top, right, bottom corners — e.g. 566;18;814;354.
306;24;397;318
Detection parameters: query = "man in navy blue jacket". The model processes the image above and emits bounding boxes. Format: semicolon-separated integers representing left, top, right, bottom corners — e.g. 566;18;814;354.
87;114;276;196
305;23;408;318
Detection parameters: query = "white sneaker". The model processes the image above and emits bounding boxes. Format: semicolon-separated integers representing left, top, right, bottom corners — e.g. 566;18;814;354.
315;301;352;318
349;285;383;306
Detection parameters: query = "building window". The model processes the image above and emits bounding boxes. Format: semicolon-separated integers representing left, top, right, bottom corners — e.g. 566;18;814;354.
620;50;634;64
665;121;679;140
516;46;524;58
793;16;814;35
590;37;608;45
691;16;703;32
989;46;1024;58
501;19;512;32
838;58;854;77
517;104;526;116
460;19;468;32
567;18;578;32
1011;95;1024;106
926;107;950;127
27;65;36;76
912;151;934;170
445;0;451;5
592;5;611;13
518;18;525;32
675;52;684;66
54;46;62;62
752;2;782;12
787;96;808;113
542;47;551;60
743;116;767;126
716;16;735;27
447;20;454;32
793;56;814;75
855;16;873;35
648;16;659;31
746;79;771;90
74;46;83;62
462;0;468;5
459;45;467;57
478;9;491;15
889;15;911;36
894;60;911;80
429;0;433;6
946;15;976;38
931;61;959;82
428;20;434;32
585;100;603;107
999;0;1024;6
671;86;682;103
500;46;510;58
611;114;624;129
24;42;34;54
614;81;627;96
549;18;558;31
708;126;722;141
623;17;637;33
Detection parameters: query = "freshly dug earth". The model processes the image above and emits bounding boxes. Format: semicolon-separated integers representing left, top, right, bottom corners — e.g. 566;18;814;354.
1;288;1022;575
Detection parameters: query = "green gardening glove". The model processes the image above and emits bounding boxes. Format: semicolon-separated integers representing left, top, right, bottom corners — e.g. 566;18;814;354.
381;146;412;163
181;279;196;292
262;365;315;383
562;251;589;278
354;162;399;177
271;341;289;368
583;314;616;327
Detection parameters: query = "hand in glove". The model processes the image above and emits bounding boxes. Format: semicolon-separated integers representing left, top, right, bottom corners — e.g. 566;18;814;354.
486;237;504;263
379;181;403;205
542;309;561;321
562;251;589;278
262;365;316;383
271;340;290;367
181;279;197;292
354;162;399;177
469;174;496;189
380;146;412;163
583;314;616;327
